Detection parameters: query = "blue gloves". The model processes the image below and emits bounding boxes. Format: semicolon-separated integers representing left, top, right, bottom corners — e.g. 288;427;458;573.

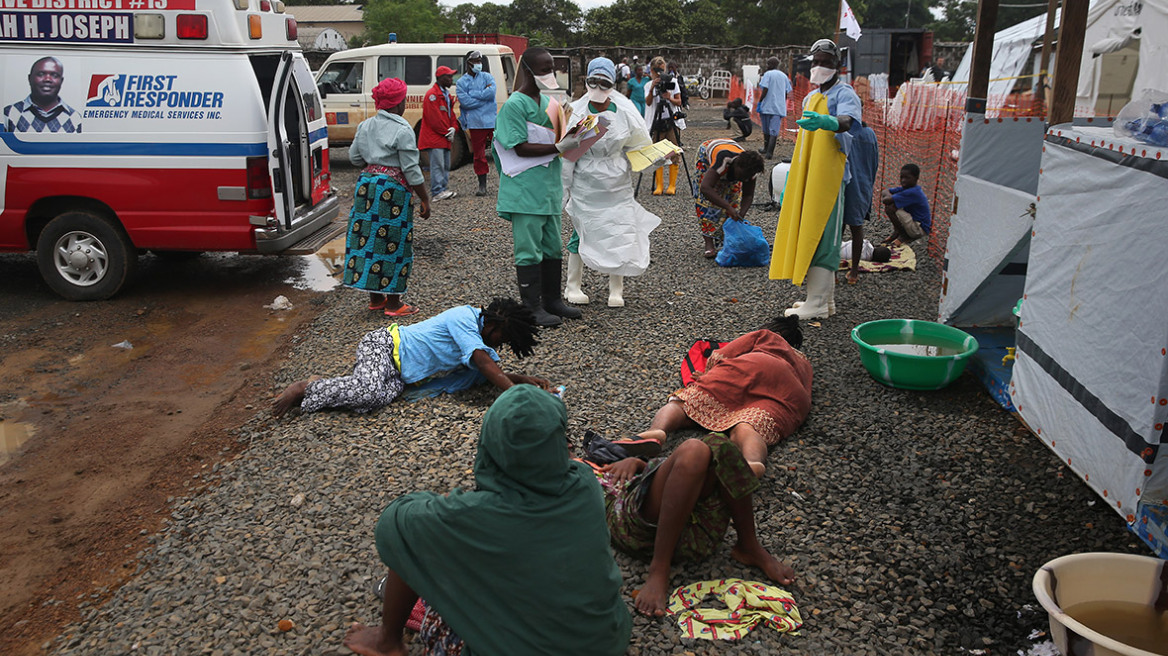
796;110;840;132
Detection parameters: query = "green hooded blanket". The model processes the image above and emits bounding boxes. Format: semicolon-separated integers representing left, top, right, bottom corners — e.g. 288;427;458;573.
374;384;631;655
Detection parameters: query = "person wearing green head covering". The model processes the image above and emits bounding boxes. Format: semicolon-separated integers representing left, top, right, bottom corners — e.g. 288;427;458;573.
343;384;631;656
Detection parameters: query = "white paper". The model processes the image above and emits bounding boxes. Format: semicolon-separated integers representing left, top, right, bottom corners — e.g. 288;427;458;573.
495;121;558;176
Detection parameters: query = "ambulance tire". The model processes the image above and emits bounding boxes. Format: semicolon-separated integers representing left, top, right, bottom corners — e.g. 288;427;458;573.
36;212;137;301
450;130;471;170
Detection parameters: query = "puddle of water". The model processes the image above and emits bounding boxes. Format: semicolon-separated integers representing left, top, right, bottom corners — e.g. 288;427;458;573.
0;420;35;466
287;236;346;292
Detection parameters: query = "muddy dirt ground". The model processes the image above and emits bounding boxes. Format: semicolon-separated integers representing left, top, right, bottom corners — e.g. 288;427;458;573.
0;248;341;655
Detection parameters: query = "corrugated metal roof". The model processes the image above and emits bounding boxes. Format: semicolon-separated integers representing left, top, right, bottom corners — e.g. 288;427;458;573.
286;5;364;23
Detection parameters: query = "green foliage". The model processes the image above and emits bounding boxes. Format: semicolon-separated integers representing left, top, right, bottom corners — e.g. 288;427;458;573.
359;0;456;45
856;0;938;29
582;0;685;45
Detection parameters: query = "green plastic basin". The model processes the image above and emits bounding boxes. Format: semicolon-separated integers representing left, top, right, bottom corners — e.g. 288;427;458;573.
851;319;979;390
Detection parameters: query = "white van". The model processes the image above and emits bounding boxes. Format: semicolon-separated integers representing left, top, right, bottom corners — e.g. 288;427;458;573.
0;0;339;300
315;42;516;166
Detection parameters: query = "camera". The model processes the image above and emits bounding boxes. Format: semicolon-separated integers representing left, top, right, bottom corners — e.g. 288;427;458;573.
656;71;674;95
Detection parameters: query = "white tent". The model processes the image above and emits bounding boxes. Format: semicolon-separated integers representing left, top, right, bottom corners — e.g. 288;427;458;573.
950;0;1168;116
1012;124;1168;555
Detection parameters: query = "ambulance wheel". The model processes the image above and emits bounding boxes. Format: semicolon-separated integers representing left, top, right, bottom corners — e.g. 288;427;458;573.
36;212;137;301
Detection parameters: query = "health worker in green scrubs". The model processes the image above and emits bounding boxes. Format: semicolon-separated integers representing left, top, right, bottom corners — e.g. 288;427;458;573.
494;47;586;327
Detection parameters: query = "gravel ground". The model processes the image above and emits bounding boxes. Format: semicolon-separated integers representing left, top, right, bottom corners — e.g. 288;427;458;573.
51;106;1147;656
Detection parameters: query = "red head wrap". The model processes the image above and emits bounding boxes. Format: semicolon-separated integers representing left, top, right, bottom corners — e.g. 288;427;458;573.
372;77;407;112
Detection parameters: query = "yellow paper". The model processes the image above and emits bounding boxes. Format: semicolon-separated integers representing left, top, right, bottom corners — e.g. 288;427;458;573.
769;93;846;286
626;140;683;172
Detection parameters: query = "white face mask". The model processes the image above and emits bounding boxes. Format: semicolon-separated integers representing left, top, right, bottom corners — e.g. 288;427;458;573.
809;66;836;85
533;72;559;90
586;87;611;104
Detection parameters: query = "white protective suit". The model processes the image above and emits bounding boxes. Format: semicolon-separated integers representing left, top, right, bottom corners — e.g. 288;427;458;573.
562;92;662;277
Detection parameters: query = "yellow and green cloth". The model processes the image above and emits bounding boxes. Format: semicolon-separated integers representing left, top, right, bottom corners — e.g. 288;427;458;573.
668;578;802;641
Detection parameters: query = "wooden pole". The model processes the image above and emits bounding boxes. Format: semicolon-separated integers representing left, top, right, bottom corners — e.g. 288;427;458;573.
835;0;843;43
966;0;1000;113
1036;0;1059;118
1050;0;1088;124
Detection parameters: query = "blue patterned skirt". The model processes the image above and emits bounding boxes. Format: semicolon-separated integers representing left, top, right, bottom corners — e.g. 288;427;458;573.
343;171;413;293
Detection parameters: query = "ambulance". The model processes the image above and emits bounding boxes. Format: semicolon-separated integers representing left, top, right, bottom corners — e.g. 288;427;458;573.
0;0;340;300
315;42;517;167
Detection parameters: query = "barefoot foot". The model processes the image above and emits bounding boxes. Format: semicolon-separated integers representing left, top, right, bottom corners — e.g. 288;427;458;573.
634;570;671;617
342;622;407;656
748;461;766;478
273;380;310;418
732;542;795;586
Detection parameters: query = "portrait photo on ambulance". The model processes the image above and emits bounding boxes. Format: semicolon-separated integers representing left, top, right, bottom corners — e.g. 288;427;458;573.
0;0;340;301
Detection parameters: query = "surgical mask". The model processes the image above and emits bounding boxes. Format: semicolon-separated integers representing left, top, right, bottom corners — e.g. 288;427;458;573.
809;66;836;85
472;63;482;73
524;61;559;90
586;87;611;104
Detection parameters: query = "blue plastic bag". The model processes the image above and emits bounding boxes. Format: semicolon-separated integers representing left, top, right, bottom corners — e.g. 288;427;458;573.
715;218;771;267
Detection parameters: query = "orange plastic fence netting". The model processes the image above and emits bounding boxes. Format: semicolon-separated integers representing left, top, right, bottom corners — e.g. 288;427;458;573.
729;75;1047;269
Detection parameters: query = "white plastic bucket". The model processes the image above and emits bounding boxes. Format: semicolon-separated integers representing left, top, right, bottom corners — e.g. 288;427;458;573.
1032;552;1168;656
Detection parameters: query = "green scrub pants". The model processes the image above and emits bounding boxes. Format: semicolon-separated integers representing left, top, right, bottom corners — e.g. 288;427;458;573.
501;212;563;266
809;183;845;272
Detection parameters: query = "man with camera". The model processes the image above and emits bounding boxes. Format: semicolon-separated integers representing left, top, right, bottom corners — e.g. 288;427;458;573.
643;56;686;196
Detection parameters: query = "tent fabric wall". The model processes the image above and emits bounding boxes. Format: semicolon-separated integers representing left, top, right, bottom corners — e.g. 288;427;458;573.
950;8;1064;112
1013;125;1168;544
938;117;1044;327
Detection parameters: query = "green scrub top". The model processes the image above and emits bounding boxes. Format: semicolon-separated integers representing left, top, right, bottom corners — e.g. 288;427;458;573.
494;92;563;215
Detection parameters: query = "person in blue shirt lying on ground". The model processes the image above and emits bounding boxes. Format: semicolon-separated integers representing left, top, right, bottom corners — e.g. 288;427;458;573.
272;299;549;417
881;163;932;246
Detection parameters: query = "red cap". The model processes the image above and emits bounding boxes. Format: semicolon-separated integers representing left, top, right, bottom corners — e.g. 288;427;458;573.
435;66;457;76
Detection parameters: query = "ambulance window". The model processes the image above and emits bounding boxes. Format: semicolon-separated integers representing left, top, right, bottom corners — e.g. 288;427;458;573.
318;61;363;95
377;56;431;85
501;56;515;93
292;63;322;122
437;55;463;82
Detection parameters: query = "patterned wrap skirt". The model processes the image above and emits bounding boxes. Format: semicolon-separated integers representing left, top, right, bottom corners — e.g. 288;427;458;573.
694;140;743;237
602;433;759;561
343;166;413;293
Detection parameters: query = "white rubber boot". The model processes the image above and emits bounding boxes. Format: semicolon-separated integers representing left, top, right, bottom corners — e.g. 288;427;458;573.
607;275;624;307
784;266;832;319
565;253;589;304
790;273;837;314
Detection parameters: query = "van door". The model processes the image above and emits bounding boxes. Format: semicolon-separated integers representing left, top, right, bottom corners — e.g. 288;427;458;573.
268;52;330;230
267;52;296;229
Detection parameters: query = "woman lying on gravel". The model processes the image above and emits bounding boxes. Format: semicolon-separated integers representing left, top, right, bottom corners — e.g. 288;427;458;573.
343;385;631;656
598;433;796;617
272;299;549;417
619;315;812;476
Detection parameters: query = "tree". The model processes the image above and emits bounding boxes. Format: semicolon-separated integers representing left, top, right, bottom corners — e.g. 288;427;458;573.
448;2;512;34
506;0;584;46
681;0;732;45
359;0;455;45
582;0;685;45
858;0;939;29
928;0;976;41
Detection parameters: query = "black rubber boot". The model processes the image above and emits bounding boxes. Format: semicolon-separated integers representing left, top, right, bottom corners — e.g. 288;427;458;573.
517;264;561;327
475;174;488;196
540;259;582;319
764;135;776;159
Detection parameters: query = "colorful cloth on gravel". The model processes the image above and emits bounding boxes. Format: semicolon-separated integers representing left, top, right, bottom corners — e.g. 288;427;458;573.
842;243;917;273
600;433;759;561
668;578;802;641
672;329;812;446
694;138;744;237
300;328;405;413
343;170;413;293
418;601;465;656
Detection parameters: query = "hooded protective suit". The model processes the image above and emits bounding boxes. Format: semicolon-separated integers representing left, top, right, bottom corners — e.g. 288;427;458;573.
562;91;662;276
374;385;631;656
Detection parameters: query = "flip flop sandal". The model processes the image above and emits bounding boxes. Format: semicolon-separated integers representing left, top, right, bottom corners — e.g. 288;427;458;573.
703;249;717;259
384;304;420;317
368;300;388;311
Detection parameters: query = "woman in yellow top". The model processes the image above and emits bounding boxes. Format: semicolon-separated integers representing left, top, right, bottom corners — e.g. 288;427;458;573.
694;138;765;258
